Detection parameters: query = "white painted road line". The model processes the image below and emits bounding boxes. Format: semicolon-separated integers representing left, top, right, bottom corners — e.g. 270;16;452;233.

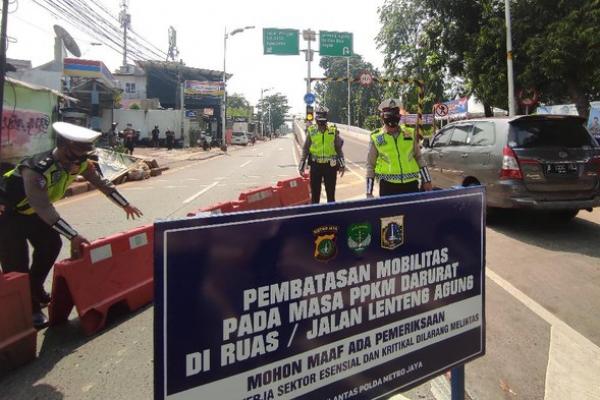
487;269;600;400
346;164;364;181
347;159;365;171
240;160;252;168
182;181;219;204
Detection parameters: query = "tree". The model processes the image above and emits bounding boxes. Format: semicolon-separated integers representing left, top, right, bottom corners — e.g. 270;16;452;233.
258;93;290;134
377;0;600;117
227;93;252;119
314;54;383;127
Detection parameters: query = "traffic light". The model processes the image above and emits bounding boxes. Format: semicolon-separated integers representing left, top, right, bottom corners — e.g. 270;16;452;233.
306;105;314;122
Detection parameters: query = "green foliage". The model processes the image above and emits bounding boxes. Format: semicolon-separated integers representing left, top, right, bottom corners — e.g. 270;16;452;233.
363;115;381;131
257;93;291;133
129;103;140;110
377;0;600;117
314;54;383;128
227;93;252;118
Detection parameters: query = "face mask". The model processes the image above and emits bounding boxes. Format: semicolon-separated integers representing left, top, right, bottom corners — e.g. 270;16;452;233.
383;115;400;127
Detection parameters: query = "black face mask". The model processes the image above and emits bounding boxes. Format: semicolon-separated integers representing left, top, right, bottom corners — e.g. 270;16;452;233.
383;115;400;127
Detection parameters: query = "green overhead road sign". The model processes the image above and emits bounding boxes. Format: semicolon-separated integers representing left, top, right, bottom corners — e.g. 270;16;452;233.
319;31;353;57
263;28;299;55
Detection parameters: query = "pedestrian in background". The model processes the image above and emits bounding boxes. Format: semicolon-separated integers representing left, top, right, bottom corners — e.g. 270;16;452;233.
366;98;432;197
166;128;175;150
123;123;136;155
298;105;345;203
151;125;160;148
0;122;143;328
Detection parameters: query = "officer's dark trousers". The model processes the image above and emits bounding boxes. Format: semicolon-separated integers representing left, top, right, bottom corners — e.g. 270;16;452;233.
310;162;337;203
0;213;62;312
379;179;419;197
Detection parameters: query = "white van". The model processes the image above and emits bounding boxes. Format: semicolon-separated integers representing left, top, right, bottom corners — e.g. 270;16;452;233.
231;131;249;145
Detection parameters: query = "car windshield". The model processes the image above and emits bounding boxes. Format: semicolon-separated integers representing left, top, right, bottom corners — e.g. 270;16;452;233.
509;118;595;148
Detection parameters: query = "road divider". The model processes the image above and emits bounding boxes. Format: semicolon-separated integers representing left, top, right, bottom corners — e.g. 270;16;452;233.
0;272;37;374
49;225;154;336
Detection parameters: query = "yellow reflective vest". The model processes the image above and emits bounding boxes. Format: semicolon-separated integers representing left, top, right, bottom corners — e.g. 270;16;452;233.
2;151;88;215
308;125;337;163
371;125;420;183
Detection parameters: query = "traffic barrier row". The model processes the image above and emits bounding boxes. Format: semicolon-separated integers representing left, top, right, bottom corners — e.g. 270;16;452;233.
276;177;310;207
49;225;154;336
186;177;310;217
0;272;37;374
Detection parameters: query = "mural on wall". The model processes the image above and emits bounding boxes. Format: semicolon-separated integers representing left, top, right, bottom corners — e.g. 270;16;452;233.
1;107;52;162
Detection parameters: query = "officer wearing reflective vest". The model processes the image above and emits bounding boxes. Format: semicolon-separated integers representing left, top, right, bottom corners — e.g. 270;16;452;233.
366;99;432;197
299;106;345;203
0;122;143;328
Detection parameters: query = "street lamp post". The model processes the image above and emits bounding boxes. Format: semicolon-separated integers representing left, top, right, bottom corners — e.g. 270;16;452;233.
505;0;516;116
222;25;255;150
260;87;273;138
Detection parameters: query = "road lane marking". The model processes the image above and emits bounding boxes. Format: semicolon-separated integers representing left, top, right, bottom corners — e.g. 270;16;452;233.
347;159;365;171
182;181;219;204
240;160;252;168
486;269;600;400
346;164;364;181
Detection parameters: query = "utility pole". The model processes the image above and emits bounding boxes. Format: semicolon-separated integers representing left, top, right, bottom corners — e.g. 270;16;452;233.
119;0;130;68
505;0;516;116
0;0;9;156
178;59;185;144
302;29;316;95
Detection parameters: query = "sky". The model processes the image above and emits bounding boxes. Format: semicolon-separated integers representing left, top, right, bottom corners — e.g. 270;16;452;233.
7;0;387;115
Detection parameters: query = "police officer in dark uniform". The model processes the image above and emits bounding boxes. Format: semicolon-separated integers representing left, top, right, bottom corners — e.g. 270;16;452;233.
366;99;433;197
0;122;143;328
299;106;345;203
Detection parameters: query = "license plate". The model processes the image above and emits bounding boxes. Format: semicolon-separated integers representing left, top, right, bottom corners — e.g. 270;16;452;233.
545;163;578;175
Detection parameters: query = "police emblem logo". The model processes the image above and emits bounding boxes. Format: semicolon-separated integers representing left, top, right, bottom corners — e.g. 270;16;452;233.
380;215;405;250
347;222;372;255
313;225;339;261
375;134;386;145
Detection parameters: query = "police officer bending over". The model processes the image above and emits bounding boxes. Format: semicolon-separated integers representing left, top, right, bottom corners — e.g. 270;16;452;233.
0;122;143;328
366;99;432;197
299;106;345;203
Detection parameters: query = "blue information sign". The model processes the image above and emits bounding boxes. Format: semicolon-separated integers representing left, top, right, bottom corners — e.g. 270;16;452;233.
154;187;486;400
304;93;315;105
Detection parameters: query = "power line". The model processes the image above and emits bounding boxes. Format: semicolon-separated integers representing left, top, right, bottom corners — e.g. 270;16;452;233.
32;0;165;61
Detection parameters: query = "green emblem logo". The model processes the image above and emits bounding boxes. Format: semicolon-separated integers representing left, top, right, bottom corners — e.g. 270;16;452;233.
347;223;372;254
313;225;339;261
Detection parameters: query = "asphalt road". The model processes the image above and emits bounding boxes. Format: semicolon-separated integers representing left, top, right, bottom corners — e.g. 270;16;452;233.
1;132;599;400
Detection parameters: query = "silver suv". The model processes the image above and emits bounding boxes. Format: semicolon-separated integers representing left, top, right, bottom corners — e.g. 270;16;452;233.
423;115;600;220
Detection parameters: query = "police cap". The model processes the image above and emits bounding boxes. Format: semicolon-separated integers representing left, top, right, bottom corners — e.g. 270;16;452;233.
315;105;329;121
378;98;402;111
53;122;100;151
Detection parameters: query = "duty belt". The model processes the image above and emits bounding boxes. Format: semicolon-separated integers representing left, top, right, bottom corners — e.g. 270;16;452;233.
375;172;420;182
311;156;337;164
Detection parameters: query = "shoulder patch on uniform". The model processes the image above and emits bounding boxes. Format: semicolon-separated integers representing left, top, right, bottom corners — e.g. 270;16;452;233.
375;134;386;145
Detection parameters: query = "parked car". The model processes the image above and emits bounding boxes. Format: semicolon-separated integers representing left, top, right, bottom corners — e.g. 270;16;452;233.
422;115;600;220
231;131;249;146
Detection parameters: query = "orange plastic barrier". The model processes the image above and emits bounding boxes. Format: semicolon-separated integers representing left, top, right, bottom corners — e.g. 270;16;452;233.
186;201;239;217
49;225;154;336
276;177;310;206
236;186;282;211
0;272;37;373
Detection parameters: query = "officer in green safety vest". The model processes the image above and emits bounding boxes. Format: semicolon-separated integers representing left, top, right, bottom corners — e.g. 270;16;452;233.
0;122;143;328
299;105;345;203
366;99;432;197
